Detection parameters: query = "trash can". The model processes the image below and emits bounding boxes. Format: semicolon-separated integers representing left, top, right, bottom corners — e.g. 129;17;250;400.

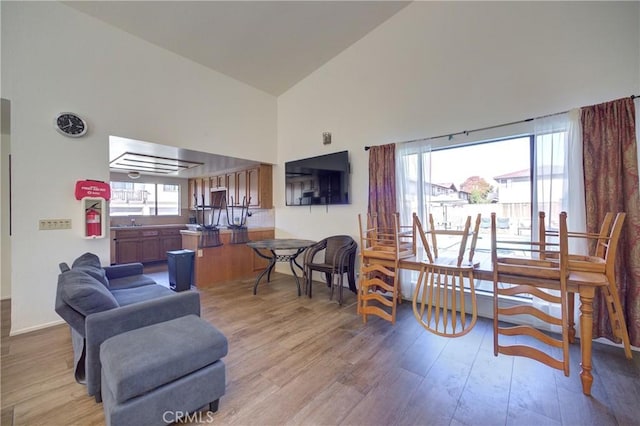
167;249;195;292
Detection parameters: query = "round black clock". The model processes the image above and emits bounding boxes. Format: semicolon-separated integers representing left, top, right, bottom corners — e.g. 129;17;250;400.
55;112;88;137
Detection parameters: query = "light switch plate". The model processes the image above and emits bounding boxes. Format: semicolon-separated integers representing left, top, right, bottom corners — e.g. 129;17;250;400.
39;219;72;230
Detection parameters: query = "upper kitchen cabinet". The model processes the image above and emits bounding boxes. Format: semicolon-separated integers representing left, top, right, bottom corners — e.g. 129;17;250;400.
188;164;272;210
189;177;209;209
247;165;272;208
211;175;225;189
228;164;272;208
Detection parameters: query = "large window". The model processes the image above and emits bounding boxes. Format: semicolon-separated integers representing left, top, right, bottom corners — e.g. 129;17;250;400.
398;128;572;296
110;182;180;216
429;137;532;293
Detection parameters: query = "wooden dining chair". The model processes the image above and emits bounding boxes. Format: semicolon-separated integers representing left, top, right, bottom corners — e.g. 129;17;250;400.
543;212;631;359
491;211;571;376
357;212;414;324
412;213;481;337
538;211;612;262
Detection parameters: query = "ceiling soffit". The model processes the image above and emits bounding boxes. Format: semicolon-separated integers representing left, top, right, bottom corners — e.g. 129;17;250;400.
109;152;204;175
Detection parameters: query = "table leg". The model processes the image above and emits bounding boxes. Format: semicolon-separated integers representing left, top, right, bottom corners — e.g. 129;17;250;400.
251;248;276;295
288;249;305;297
266;250;276;282
579;288;595;396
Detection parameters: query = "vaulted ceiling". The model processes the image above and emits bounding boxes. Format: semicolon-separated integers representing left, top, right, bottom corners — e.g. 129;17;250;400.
67;1;410;176
65;1;410;96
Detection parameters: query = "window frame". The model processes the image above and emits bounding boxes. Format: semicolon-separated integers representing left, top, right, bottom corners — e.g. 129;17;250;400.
109;181;181;217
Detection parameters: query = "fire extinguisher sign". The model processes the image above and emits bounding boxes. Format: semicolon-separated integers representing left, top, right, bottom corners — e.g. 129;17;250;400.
75;180;111;200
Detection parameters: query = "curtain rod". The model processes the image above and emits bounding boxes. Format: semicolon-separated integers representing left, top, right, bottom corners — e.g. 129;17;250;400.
364;94;640;151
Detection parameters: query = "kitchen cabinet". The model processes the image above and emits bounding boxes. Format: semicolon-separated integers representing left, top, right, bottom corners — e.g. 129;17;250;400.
188;179;197;209
189;177;214;208
225;171;238;205
113;226;185;264
211;175;225;189
115;239;140;264
191;178;209;208
139;229;161;262
160;228;183;259
247;165;272;208
226;165;272;208
237;170;248;204
188;178;200;209
189;164;272;209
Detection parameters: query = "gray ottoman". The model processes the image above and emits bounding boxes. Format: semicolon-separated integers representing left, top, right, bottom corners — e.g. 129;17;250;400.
100;315;228;426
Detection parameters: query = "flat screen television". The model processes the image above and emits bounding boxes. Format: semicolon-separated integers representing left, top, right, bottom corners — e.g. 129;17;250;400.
285;150;350;206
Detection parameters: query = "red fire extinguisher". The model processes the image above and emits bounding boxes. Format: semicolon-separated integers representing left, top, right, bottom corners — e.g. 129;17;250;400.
86;203;102;237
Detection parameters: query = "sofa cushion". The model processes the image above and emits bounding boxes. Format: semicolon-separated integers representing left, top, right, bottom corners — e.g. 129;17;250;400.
71;252;109;288
108;274;157;290
110;285;174;306
60;270;119;316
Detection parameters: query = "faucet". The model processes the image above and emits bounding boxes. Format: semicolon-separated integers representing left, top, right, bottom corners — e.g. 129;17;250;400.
131;218;136;227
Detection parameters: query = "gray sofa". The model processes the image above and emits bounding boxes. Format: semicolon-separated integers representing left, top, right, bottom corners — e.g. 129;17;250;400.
55;252;201;402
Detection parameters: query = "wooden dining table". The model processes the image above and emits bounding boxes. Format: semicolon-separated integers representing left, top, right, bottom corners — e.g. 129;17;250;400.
383;253;607;396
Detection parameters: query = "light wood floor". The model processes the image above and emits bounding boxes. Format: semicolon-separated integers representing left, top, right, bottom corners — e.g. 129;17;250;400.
2;273;639;425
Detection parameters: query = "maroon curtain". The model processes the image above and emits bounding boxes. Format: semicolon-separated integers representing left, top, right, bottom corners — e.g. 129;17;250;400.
582;97;640;346
368;143;396;230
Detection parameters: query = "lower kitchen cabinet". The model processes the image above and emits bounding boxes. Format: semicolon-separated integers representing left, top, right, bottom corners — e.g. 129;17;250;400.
140;236;161;263
160;235;183;259
115;239;140;264
113;226;185;264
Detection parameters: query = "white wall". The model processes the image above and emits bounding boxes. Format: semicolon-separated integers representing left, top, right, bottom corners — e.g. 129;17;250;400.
1;2;277;334
1;99;11;300
276;1;640;253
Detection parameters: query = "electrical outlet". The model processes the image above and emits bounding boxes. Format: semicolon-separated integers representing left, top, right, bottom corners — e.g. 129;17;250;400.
39;219;72;230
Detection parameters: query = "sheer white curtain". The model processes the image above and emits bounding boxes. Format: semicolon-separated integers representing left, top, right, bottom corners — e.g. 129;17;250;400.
532;109;586;331
396;140;431;299
533;109;587;254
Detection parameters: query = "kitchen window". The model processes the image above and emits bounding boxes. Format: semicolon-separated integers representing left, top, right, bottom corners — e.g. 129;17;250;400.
110;182;180;216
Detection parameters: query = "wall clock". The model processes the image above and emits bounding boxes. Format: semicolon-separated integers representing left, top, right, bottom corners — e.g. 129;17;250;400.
55;112;88;137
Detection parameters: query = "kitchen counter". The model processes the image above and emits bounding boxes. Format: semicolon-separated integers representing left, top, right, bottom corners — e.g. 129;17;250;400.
181;227;275;287
179;226;273;236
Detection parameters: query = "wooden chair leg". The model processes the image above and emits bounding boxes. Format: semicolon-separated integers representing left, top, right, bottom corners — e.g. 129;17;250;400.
602;283;632;359
568;292;576;343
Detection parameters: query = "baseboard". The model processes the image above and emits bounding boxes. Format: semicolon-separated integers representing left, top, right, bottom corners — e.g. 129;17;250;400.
9;318;65;336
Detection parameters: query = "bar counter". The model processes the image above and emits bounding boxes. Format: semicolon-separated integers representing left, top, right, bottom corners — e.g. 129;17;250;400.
180;227;274;287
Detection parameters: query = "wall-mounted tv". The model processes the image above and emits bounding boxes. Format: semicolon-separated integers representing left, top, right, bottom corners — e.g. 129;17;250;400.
285;150;350;206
